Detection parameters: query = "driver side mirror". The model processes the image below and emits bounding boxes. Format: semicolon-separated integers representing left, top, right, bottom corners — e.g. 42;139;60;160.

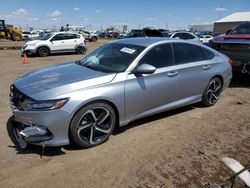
133;64;156;75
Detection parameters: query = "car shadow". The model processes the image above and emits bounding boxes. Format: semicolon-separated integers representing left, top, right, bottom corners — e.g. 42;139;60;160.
229;72;250;88
6;105;197;156
25;52;85;58
113;105;195;135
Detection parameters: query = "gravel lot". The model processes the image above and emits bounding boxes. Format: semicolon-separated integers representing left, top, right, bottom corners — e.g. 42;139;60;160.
0;40;249;188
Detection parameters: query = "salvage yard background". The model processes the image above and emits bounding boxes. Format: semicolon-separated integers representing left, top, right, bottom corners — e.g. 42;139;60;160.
0;39;249;188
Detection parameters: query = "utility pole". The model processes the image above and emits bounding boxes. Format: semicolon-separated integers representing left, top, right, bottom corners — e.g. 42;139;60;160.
219;5;223;19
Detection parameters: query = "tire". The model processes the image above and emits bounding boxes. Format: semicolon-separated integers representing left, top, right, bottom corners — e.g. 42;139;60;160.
91;37;97;42
75;45;86;54
201;77;223;107
37;47;49;57
6;116;28;151
11;32;22;41
70;103;116;148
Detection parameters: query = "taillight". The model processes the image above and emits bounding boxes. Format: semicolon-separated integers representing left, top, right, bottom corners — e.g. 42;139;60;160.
228;59;233;66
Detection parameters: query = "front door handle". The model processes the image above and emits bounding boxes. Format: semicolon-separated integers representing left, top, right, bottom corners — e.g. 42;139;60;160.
203;65;211;70
167;71;178;77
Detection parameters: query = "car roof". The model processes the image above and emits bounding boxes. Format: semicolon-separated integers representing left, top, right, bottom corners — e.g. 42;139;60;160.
112;37;175;47
52;31;80;35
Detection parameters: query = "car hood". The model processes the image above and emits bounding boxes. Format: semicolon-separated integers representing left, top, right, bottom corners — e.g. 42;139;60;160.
26;40;40;45
14;62;116;100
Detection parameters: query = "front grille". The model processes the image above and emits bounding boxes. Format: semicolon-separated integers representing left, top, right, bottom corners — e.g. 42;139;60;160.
10;85;31;111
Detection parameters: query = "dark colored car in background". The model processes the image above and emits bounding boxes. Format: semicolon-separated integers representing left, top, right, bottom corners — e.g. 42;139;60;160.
128;28;163;38
210;22;250;74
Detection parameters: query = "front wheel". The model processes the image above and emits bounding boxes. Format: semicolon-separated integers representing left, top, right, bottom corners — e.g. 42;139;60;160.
201;77;223;107
91;37;97;42
70;103;116;148
37;47;49;57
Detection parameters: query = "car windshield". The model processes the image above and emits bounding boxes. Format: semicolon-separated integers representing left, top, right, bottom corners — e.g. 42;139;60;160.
79;43;145;73
39;33;53;40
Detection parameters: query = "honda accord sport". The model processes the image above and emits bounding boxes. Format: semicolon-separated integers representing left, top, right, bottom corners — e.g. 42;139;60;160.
9;38;232;149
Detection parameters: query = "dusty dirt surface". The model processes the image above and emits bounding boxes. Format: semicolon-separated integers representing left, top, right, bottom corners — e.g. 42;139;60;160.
0;40;249;188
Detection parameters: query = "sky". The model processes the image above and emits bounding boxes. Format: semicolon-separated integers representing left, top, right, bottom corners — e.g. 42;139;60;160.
0;0;249;31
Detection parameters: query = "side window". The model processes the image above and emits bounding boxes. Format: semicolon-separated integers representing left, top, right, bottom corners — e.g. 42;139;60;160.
173;43;203;64
172;33;181;38
52;34;65;41
65;33;78;39
202;48;215;60
182;33;195;39
139;43;173;68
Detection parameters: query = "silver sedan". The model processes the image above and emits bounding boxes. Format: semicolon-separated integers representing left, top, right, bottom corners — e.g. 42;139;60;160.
9;38;232;149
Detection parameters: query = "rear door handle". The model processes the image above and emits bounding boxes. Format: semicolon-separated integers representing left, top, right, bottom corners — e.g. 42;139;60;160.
167;71;178;77
203;65;212;70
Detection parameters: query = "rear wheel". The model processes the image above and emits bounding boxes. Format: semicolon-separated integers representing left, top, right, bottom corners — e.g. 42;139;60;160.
201;77;222;107
75;45;86;54
37;47;49;57
70;103;116;148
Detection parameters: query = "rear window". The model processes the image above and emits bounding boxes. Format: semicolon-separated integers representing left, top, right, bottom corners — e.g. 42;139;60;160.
173;43;203;64
173;43;215;64
202;48;215;60
232;23;250;35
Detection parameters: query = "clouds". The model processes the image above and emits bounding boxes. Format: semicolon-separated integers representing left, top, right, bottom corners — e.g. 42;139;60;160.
83;16;92;21
12;8;28;15
27;17;39;21
215;7;227;12
73;7;80;11
50;10;61;17
145;16;155;21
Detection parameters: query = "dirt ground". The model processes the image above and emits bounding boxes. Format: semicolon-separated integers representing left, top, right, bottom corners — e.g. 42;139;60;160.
0;40;249;188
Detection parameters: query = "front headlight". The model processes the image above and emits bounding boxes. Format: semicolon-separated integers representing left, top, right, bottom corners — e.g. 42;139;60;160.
22;98;69;111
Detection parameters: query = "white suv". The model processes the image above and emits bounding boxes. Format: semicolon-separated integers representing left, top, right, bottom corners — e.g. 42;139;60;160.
22;32;86;57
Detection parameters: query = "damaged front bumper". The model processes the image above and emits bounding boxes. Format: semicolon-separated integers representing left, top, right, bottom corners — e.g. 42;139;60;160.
19;125;52;143
11;121;53;149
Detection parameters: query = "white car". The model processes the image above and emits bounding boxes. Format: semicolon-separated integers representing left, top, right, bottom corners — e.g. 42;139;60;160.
81;30;98;42
199;35;213;43
22;31;32;40
22;32;86;57
162;31;200;43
